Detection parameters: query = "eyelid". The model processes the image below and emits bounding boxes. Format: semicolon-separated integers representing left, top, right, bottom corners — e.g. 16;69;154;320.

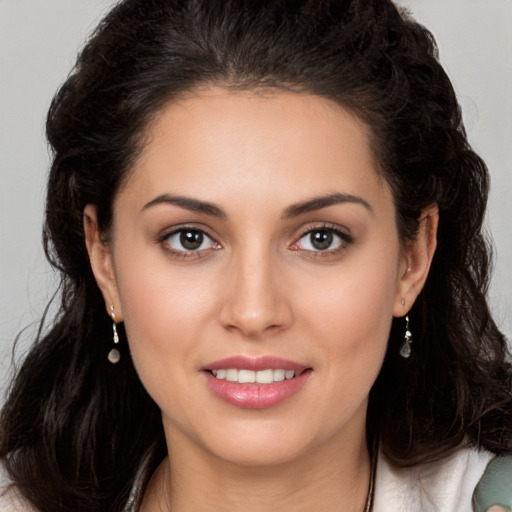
157;224;221;257
290;223;354;253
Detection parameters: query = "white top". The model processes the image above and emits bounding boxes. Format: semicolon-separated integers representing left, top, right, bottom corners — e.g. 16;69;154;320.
0;447;494;511
373;447;494;511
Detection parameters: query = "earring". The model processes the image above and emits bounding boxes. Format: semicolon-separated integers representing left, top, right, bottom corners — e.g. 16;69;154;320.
399;315;412;359
108;304;120;364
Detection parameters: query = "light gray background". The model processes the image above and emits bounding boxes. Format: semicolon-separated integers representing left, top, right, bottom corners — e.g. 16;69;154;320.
1;1;511;393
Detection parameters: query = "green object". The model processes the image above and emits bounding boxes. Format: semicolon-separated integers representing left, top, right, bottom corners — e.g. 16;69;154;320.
473;455;512;512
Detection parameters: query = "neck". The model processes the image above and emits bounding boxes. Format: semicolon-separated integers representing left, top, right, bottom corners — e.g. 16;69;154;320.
141;427;371;512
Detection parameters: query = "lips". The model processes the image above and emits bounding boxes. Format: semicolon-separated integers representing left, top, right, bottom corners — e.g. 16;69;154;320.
203;356;312;409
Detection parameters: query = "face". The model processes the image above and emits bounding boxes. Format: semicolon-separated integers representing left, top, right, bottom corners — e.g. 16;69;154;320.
86;88;431;468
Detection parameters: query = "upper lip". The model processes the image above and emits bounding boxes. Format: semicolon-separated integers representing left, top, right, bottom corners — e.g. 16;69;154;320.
203;356;310;373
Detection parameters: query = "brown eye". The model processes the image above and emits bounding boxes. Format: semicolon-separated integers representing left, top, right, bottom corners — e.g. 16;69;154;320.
309;230;334;250
162;228;218;253
291;226;353;254
180;230;204;250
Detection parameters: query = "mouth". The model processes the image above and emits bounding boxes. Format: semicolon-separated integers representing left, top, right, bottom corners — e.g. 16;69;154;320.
203;356;312;409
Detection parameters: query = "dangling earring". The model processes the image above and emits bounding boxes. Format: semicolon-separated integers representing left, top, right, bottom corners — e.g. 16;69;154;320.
399;315;412;359
108;304;120;364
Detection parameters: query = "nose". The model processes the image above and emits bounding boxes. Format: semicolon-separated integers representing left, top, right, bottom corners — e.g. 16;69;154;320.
219;248;293;339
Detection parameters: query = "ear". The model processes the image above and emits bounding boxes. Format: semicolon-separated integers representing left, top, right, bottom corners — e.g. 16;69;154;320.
393;204;439;317
83;204;123;320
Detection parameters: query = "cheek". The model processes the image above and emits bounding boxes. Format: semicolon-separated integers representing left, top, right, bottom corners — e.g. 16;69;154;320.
312;281;394;430
122;270;215;324
295;247;400;382
113;254;221;388
304;249;399;333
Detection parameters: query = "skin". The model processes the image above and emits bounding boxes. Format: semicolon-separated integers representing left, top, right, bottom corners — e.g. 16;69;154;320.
85;88;438;511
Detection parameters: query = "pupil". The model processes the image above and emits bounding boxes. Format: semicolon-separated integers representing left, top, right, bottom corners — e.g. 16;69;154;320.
180;230;203;250
311;231;333;250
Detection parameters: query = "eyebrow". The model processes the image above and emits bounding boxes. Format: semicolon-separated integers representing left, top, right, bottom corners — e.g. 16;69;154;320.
141;194;227;217
282;193;373;218
141;192;372;219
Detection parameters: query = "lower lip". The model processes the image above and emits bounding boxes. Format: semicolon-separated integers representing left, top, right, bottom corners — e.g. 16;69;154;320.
204;370;311;409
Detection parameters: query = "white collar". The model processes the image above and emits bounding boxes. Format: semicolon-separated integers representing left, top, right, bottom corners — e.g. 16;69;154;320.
372;446;493;512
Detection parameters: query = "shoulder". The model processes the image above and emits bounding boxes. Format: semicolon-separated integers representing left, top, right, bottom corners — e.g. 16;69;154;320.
373;446;494;512
473;454;512;512
0;462;37;512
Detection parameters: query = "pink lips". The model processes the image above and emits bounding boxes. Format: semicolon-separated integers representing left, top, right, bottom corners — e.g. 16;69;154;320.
203;356;311;409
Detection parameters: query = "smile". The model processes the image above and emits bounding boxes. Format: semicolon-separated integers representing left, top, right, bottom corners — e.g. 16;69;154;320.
204;356;312;409
211;368;297;383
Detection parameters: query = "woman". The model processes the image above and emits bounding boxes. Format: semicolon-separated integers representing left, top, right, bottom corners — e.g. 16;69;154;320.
1;0;511;510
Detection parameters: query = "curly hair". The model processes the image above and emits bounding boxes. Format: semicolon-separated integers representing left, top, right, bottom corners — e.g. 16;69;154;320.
1;0;511;510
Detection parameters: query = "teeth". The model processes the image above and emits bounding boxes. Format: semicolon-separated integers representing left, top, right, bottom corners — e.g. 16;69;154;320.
211;368;297;383
285;370;295;379
273;369;285;382
226;369;239;382
256;369;274;384
238;369;255;383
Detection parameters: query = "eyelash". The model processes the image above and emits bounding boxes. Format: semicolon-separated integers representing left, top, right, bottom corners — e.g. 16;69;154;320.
291;224;354;257
158;225;220;259
157;223;354;260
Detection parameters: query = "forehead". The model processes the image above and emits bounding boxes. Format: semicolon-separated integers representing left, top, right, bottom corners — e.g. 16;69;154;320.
119;87;391;216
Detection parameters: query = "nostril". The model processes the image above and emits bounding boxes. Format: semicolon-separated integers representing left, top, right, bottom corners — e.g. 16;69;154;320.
218;269;294;338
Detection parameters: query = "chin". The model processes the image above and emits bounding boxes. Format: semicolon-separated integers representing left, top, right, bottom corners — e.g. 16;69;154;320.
194;417;338;469
208;439;309;468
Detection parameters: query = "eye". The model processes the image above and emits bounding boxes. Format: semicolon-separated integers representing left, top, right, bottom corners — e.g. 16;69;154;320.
291;226;352;253
161;228;219;254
